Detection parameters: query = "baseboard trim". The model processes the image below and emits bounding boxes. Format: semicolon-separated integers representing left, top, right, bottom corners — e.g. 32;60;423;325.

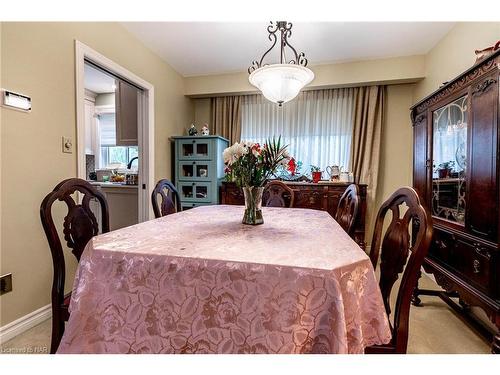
0;304;51;344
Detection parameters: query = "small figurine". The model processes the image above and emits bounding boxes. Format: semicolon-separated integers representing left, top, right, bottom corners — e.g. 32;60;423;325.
188;124;198;136
201;124;210;136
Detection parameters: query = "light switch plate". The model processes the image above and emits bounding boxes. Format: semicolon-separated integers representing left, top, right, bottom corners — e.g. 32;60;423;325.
62;136;73;153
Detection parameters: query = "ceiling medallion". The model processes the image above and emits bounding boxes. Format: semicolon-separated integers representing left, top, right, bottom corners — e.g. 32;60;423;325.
248;21;314;106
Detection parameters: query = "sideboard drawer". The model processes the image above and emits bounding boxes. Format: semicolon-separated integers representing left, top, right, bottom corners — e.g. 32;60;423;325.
429;230;455;265
430;229;496;295
293;188;326;211
453;238;495;295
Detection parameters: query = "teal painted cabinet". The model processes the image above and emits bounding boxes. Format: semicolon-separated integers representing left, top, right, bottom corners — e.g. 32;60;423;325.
172;136;229;210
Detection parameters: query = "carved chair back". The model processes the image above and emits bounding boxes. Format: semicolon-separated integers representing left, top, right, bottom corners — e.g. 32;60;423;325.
40;178;109;353
151;179;181;218
368;187;432;354
335;184;360;237
263;180;295;208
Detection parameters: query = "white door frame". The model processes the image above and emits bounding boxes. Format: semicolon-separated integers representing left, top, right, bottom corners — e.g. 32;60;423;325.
75;40;155;222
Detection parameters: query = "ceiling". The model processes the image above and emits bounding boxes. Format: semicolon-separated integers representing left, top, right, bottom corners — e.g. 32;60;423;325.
122;22;455;77
84;63;116;94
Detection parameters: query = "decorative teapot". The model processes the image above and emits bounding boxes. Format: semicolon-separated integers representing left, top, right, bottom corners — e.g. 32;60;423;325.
326;165;342;181
339;171;354;182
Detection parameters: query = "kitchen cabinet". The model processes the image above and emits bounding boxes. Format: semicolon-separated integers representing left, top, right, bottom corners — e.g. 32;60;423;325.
89;182;138;231
115;80;138;146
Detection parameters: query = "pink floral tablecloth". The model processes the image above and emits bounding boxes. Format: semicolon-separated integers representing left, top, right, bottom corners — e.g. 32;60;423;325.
57;205;391;354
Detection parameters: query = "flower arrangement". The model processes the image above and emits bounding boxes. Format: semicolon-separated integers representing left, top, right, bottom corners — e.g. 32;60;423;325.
223;136;295;188
223;136;295;225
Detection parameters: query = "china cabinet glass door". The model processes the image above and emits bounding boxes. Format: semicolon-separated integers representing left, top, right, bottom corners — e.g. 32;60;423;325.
431;95;468;224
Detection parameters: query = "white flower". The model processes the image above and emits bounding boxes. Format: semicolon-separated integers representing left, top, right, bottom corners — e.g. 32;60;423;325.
232;143;248;158
223;142;248;165
223;147;233;165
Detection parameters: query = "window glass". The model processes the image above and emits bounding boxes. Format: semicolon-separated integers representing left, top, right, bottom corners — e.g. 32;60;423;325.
240;89;355;175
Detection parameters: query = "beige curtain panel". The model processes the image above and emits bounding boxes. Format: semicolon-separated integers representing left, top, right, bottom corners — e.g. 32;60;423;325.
210;96;242;145
350;85;386;237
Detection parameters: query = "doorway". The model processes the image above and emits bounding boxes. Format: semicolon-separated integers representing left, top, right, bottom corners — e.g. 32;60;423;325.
75;40;155;225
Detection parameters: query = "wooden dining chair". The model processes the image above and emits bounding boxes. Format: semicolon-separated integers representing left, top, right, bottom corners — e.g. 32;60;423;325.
40;178;109;353
365;187;432;354
151;179;182;218
262;180;295;208
335;184;360;237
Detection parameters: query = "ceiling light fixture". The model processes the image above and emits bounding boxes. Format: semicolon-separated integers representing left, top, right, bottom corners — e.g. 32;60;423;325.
248;21;314;106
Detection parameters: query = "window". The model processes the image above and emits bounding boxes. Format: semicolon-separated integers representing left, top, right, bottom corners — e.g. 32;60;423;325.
97;112;138;168
240;88;355;174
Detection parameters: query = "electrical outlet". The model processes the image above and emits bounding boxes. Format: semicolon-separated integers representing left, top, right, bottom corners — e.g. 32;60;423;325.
62;136;73;153
0;273;12;295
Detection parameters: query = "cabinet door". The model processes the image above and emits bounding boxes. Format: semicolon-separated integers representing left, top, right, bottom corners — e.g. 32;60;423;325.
413;114;428;206
178;182;212;203
115;80;138;146
467;73;499;241
178;161;212;181
177;139;212;160
431;95;468;225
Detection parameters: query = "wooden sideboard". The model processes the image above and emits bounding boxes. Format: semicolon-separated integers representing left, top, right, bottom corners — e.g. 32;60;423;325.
220;181;367;249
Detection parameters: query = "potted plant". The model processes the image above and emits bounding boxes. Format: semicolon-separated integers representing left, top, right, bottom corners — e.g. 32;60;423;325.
223;136;295;225
310;165;322;183
437;161;455;179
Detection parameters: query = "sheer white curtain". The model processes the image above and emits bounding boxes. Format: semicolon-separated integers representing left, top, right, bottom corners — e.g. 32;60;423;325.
240;88;355;173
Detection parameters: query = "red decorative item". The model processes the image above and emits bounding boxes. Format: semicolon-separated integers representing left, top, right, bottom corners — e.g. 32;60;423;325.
287;158;296;176
312;171;322;183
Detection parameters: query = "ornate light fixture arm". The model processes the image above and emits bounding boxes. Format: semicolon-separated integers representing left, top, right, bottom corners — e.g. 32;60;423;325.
248;21;309;74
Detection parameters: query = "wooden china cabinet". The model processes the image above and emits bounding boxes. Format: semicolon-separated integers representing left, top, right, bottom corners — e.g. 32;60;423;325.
410;47;500;353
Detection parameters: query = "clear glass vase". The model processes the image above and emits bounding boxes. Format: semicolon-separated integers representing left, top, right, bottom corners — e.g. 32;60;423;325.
242;186;264;225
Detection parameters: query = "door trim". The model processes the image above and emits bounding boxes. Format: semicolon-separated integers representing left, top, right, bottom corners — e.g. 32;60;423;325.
75;40;155;222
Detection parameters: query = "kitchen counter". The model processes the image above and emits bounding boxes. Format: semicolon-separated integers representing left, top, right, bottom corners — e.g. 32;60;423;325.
88;181;138;189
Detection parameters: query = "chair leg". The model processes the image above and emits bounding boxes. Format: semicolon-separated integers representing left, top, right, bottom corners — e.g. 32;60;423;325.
50;310;65;354
411;269;422;306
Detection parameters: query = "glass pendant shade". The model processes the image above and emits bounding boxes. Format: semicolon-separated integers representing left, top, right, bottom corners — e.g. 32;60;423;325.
249;64;314;105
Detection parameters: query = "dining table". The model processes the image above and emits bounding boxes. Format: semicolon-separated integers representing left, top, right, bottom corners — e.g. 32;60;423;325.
57;205;391;354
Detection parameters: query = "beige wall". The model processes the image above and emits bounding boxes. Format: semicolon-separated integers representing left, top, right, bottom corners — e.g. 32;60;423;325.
0;22;193;326
372;84;415;238
186;55;425;96
193;98;211;127
414;22;500;102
